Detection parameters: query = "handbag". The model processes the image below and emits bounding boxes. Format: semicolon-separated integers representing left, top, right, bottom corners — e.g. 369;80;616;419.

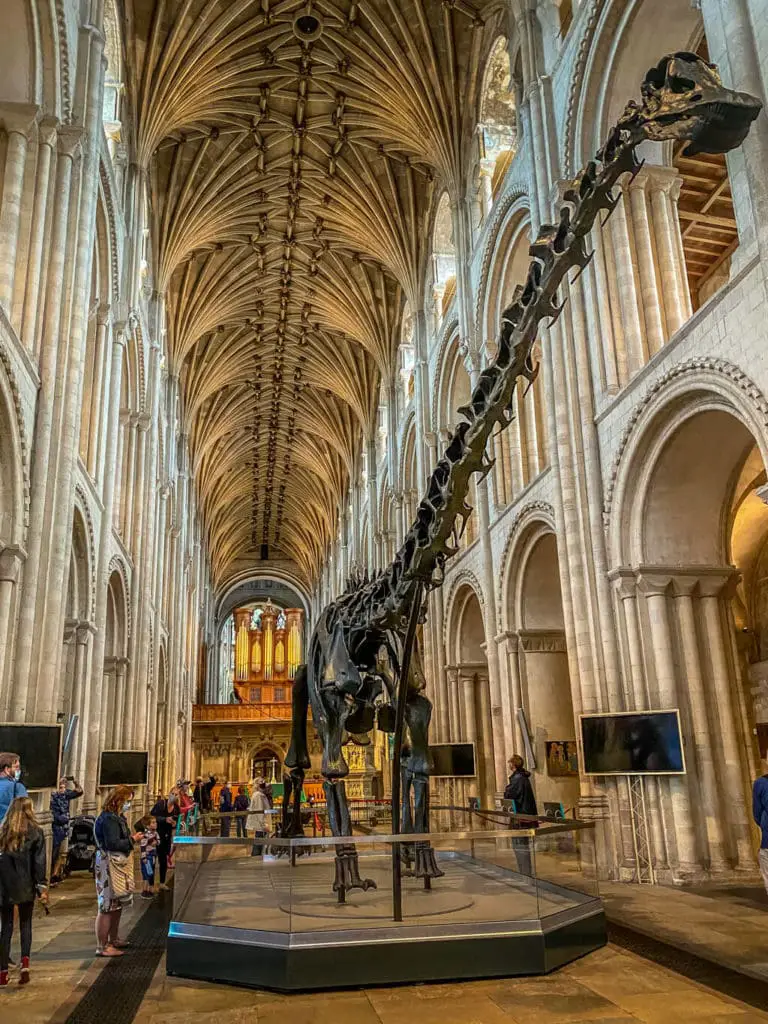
107;851;135;898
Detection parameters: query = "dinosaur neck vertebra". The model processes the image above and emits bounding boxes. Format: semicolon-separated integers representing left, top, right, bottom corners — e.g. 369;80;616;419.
337;52;761;634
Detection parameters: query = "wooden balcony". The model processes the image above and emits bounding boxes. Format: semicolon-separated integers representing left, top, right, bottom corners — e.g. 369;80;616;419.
192;703;295;723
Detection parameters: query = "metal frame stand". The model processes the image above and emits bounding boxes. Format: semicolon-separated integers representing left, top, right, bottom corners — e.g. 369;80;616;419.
628;775;655;884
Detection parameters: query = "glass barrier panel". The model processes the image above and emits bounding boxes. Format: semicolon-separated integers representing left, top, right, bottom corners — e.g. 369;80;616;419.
284;836;394;934
172;837;294;934
533;824;599;919
397;832;540;929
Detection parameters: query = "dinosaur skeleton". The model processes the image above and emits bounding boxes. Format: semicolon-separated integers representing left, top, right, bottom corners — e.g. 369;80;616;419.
283;53;761;894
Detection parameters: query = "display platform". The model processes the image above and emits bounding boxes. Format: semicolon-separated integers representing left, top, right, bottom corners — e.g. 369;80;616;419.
167;818;606;991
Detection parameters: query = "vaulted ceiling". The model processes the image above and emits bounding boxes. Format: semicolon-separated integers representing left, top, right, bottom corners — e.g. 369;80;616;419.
127;0;497;588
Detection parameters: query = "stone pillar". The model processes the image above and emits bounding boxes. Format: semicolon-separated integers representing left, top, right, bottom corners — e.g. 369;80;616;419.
114;658;128;749
495;632;521;759
698;574;753;868
649;172;688;336
0;547;24;706
637;573;699;876
10;126;81;721
70;623;95;781
628;171;665;357
86;306;111;476
459;670;479;800
445;665;460;741
0;104;37;314
84;323;126;803
20;116;57;350
671;576;728;872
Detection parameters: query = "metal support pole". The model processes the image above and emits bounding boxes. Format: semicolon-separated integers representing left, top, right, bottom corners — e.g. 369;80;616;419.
391;580;425;923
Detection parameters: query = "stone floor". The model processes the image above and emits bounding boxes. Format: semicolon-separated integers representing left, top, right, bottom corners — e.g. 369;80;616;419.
601;879;768;981
1;873;767;1023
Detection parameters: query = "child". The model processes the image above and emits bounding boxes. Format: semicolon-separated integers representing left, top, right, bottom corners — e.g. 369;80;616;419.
138;815;159;898
233;786;249;838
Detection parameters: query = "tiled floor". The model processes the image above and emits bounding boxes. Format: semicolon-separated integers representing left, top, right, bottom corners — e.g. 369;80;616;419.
2;874;768;1023
137;946;768;1024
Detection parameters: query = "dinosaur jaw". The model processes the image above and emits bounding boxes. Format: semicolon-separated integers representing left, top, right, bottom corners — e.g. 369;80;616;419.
631;52;762;156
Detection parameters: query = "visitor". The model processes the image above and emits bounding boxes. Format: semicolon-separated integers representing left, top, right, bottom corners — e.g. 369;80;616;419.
247;781;270;855
753;765;768;892
193;774;215;813
0;753;27;824
49;775;83;886
150;791;178;890
94;785;139;958
504;755;538;816
0;797;48;986
219;781;234;837
138;815;159;899
233;786;249;837
504;754;538;878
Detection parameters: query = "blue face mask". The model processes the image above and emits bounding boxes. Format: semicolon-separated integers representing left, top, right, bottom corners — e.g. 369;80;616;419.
13;769;21;782
123;801;132;811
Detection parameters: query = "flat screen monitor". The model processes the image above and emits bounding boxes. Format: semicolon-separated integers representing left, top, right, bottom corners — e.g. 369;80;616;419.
430;742;476;778
99;750;149;787
0;723;62;790
580;711;685;775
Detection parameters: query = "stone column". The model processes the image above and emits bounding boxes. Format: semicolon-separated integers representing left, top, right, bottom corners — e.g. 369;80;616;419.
83;322;126;802
114;658;129;749
476;665;496;805
20;116;57;350
10;126;81;721
699;574;753;868
700;0;768;268
637;572;699;875
0;547;24;706
70;623;95;781
495;631;521;759
671;575;728;872
649;172;688;337
0;104;37;314
628;170;665;356
459;670;479;800
445;665;460;741
86;306;111;477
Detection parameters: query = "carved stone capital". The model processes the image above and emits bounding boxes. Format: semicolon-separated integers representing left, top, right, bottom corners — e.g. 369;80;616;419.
494;630;519;653
635;572;673;598
0;102;39;138
608;567;638;600
518;629;567;653
0;545;26;583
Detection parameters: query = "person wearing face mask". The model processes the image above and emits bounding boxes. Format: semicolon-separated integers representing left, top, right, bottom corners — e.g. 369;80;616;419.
0;753;27;825
93;786;140;957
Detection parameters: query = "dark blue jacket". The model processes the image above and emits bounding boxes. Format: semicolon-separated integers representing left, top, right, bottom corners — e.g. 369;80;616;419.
753;775;768;849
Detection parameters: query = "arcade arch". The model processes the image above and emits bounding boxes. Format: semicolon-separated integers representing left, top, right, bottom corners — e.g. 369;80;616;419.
611;396;765;876
502;523;579;812
446;583;495;806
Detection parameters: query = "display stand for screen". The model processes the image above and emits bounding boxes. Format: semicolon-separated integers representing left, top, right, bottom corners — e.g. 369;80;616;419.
99;750;149;787
0;723;62;790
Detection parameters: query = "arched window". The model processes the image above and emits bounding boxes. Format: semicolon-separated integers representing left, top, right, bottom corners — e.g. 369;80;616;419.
102;0;123;159
478;38;517;205
432;193;456;328
399;303;415;407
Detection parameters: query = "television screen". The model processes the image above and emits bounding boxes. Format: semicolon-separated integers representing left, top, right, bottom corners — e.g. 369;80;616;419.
430;742;476;778
99;751;149;787
580;711;685;775
0;724;62;790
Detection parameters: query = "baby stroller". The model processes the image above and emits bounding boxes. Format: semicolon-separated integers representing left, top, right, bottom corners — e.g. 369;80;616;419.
65;815;97;876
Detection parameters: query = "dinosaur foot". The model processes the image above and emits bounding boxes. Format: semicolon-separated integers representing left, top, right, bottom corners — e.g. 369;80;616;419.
413;841;445;880
333;844;377;893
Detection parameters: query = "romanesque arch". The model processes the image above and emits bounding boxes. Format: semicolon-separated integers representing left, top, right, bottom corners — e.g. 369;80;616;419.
609;377;766;876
